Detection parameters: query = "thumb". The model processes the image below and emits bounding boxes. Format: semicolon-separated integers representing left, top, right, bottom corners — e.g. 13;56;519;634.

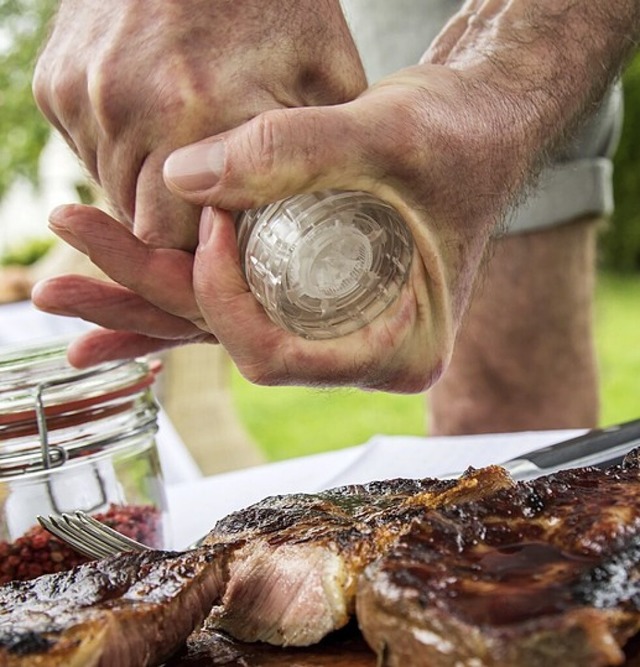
162;105;374;210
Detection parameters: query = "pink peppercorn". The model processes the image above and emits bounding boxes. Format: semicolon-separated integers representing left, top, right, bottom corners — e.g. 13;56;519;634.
0;503;162;583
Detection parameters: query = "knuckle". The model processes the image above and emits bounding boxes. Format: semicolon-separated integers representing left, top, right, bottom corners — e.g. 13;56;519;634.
31;61;50;112
86;62;124;134
88;55;201;142
242;111;282;179
230;108;320;206
33;60;80;124
86;49;143;134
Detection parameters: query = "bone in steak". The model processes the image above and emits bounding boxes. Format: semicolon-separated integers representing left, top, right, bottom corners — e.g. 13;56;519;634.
199;466;513;646
4;452;640;666
0;549;223;667
357;451;640;667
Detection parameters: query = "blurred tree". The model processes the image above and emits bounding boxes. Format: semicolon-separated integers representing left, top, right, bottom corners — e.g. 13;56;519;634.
600;53;640;272
0;0;57;201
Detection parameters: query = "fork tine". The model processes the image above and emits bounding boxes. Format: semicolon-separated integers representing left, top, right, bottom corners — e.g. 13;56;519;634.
72;511;149;553
37;514;113;559
37;511;150;560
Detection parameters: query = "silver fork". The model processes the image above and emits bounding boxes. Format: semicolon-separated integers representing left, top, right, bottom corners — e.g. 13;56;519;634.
37;511;150;559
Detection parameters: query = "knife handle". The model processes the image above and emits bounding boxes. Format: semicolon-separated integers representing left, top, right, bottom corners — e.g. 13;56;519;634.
525;418;640;469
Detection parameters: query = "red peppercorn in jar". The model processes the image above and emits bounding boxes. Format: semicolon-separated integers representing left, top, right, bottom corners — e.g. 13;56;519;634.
0;338;169;583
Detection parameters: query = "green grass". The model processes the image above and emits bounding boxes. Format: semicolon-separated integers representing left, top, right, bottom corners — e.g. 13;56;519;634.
231;271;640;461
0;236;54;266
596;272;640;426
229;380;426;461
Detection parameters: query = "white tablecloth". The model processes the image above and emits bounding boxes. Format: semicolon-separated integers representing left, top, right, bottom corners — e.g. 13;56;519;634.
166;429;585;548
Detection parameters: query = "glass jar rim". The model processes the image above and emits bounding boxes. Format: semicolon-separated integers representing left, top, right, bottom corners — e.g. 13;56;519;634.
0;337;159;417
0;338;160;477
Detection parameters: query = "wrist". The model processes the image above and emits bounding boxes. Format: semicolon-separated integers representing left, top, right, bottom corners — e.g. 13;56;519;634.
427;1;640;170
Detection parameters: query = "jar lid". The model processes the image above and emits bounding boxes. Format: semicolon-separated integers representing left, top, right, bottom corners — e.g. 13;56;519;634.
0;338;160;477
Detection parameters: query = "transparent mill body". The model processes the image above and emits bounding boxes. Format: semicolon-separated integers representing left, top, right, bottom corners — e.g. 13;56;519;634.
236;190;414;339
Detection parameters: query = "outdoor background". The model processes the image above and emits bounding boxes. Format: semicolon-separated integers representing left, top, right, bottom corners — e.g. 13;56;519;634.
1;1;639;464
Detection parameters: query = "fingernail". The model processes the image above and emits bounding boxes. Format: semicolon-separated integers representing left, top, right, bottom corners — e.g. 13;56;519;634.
30;280;46;304
199;207;215;246
164;141;225;191
47;217;87;253
48;205;69;227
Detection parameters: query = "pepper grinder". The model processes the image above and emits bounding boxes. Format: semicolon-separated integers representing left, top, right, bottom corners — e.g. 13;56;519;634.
236;190;414;340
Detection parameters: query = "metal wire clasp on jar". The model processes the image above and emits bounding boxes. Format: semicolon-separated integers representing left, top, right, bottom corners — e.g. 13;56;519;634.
0;339;168;583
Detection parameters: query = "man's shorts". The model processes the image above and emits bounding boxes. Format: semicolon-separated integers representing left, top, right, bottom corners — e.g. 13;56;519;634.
341;0;623;235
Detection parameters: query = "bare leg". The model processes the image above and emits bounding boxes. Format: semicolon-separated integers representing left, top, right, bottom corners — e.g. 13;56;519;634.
428;215;600;435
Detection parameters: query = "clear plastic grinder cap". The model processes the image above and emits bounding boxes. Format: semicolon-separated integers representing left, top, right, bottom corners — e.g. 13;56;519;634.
237;190;414;339
287;221;374;300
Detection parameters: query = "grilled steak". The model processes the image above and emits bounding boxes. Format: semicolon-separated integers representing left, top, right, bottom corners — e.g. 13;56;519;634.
0;468;513;665
357;452;640;667
0;549;223;667
5;451;640;665
200;466;514;646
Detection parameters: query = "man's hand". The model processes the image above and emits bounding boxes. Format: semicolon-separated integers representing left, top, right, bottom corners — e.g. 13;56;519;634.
32;64;527;391
32;0;365;249
31;197;450;392
32;0;640;392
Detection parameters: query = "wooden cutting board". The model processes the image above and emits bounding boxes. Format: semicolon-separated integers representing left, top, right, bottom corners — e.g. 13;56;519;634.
167;624;376;666
168;625;640;666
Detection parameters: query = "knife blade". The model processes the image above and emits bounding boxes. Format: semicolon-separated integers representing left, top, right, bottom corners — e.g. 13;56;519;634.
501;418;640;480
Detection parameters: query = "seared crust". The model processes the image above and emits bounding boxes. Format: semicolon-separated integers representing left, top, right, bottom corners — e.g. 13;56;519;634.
0;549;224;667
206;468;515;556
357;456;640;667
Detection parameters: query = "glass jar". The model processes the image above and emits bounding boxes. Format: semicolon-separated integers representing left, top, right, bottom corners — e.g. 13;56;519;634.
0;338;168;583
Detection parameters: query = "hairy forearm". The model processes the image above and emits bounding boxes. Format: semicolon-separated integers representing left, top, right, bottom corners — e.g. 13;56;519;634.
428;0;639;162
